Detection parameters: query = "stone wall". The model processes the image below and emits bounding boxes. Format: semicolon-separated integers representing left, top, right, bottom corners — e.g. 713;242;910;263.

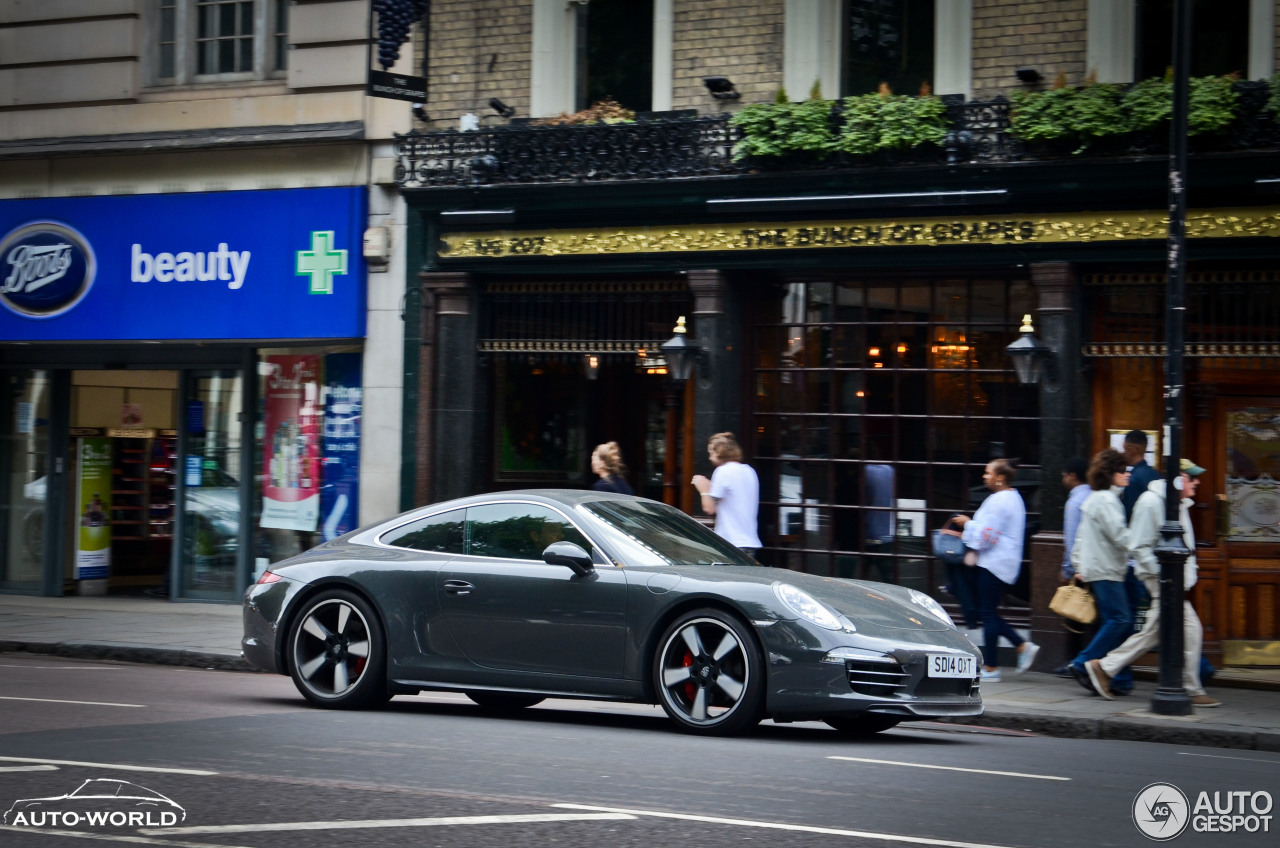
971;0;1088;98
671;0;786;112
423;0;533;126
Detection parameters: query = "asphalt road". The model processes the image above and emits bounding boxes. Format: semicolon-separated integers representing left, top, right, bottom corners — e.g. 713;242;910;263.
0;654;1275;848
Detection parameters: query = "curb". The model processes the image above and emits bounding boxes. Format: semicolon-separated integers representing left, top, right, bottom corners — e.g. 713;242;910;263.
945;708;1278;752
0;640;256;673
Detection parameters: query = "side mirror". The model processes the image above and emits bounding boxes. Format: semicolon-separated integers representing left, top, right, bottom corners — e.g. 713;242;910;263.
543;541;594;576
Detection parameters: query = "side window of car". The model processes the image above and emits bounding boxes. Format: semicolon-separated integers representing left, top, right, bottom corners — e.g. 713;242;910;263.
466;503;590;561
381;509;465;553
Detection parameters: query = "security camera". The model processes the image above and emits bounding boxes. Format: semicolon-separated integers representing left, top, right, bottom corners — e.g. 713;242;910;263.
411;103;430;123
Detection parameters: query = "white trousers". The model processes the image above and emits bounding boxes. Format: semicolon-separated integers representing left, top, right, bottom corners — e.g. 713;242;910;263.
1098;575;1205;696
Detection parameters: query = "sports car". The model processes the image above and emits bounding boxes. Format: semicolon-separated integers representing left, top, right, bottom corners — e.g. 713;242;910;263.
242;490;983;736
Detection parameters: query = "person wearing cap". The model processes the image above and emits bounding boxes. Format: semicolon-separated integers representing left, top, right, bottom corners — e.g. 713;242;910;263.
1084;458;1221;707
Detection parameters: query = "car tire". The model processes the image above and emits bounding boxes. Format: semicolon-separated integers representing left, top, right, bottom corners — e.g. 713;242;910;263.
824;714;902;735
465;692;546;711
288;588;387;709
654;608;764;736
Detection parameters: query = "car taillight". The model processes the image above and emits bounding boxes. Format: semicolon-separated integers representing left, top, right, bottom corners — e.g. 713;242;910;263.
256;571;283;584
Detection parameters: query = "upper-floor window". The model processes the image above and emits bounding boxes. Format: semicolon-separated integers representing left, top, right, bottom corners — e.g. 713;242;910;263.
1135;0;1248;79
843;0;936;96
156;0;288;85
578;0;654;112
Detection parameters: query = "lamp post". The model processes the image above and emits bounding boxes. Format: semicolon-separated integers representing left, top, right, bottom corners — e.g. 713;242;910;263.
660;317;701;507
1151;0;1194;717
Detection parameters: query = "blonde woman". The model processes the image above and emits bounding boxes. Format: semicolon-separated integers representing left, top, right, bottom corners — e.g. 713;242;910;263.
590;442;634;495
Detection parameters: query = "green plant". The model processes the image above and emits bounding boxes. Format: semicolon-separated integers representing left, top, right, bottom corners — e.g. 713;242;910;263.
1187;74;1238;135
730;99;838;160
1268;72;1280;116
1120;76;1171;132
837;92;948;154
1010;82;1126;152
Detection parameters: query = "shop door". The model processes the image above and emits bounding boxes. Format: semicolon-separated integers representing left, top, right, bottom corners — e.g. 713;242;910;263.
1219;401;1280;647
177;370;245;601
1;370;54;592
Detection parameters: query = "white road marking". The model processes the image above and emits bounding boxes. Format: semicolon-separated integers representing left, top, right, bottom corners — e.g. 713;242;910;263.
0;764;58;772
827;755;1070;781
0;756;216;776
0;827;256;848
554;803;1023;848
1179;751;1280;765
144;812;637;836
0;696;143;708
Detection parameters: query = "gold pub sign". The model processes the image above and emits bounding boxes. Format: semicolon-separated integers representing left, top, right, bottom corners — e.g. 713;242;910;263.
439;207;1280;259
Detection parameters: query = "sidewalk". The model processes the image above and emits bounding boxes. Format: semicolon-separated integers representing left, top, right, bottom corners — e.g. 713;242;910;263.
0;593;1276;751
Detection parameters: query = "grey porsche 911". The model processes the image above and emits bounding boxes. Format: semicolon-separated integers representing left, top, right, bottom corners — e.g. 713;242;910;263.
242;490;982;736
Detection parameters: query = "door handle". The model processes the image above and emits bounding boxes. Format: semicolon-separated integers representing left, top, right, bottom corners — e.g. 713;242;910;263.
443;579;474;596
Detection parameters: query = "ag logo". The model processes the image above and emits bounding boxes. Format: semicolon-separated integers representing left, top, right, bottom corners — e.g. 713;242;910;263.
0;221;96;318
1134;782;1190;841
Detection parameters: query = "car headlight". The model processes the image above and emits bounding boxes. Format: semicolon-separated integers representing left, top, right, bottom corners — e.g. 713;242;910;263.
773;582;842;631
908;589;956;628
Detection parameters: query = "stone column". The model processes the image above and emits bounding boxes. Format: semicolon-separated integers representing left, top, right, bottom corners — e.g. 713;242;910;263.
1028;261;1086;670
420;271;478;503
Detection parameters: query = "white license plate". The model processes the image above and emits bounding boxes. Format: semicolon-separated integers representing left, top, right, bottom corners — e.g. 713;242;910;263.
927;653;976;678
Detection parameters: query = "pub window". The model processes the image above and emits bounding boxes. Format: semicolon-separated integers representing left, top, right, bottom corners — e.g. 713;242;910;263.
1135;0;1249;79
577;0;654;112
155;0;288;86
843;0;936;96
752;276;1040;598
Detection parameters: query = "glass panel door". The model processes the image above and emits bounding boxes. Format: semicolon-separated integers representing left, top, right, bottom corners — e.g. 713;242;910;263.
178;370;244;600
2;370;51;590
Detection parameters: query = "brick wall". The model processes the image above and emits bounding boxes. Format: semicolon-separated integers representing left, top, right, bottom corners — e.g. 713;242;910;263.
671;0;785;112
971;0;1088;99
422;0;532;126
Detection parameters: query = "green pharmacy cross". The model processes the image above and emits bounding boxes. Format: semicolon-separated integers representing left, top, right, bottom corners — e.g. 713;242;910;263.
296;230;349;294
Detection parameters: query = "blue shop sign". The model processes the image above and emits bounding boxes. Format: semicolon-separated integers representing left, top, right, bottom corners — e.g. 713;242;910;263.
0;188;366;341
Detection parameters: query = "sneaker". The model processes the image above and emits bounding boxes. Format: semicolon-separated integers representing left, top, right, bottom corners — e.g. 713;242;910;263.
980;668;1002;683
1015;642;1040;674
1191;694;1222;708
1052;663;1074;679
1070;663;1098;695
1085;660;1113;700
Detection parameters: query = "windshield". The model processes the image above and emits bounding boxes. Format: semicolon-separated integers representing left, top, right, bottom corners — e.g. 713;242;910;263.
577;500;757;567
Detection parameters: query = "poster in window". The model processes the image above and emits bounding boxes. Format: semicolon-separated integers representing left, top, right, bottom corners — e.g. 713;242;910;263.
76;437;112;579
321;353;362;540
260;354;321;531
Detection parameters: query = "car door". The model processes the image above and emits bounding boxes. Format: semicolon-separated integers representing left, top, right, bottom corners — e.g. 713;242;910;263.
439;501;629;679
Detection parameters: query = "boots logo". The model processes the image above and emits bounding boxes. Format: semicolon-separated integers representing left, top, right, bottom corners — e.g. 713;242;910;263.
4;778;185;829
0;221;96;318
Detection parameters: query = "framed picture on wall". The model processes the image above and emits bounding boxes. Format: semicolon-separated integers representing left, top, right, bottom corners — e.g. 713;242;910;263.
1106;428;1161;469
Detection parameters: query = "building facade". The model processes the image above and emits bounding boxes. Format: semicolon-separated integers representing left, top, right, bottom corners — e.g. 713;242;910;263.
398;0;1280;666
0;0;413;601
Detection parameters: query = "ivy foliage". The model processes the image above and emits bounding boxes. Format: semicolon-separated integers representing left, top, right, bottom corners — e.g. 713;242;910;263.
1268;73;1280;116
1010;74;1241;151
730;93;947;161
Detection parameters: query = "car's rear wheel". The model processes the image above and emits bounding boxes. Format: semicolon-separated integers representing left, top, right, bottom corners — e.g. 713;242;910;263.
654;609;763;736
465;692;545;711
825;714;902;735
288;589;387;709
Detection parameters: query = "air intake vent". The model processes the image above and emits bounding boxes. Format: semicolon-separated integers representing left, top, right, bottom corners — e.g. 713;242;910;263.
845;659;908;697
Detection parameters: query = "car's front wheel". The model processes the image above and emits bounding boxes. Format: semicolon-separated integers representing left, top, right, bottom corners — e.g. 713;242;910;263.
288;589;387;709
825;714;902;735
654;609;763;736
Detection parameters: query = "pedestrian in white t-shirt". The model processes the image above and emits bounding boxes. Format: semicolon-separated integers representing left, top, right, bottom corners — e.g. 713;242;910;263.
691;431;762;556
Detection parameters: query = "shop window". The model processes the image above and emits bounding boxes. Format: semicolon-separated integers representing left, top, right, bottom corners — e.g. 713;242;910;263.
843;0;935;96
753;276;1039;590
155;0;288;86
1135;0;1248;79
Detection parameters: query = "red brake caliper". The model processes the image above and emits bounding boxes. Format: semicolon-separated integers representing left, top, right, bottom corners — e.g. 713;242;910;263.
682;651;696;702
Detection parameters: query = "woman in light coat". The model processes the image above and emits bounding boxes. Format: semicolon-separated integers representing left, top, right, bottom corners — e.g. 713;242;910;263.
1067;447;1132;691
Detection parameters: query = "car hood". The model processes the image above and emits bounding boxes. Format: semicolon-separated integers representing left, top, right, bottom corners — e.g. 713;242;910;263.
669;565;955;632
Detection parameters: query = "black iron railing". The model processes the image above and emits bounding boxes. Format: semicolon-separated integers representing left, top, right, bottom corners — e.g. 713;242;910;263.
394;83;1279;189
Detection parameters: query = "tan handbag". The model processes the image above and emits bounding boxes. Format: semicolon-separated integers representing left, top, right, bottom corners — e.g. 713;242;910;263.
1049;581;1097;625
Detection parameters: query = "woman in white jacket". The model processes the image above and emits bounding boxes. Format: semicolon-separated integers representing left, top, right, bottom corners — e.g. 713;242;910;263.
952;459;1037;682
1067;447;1132;691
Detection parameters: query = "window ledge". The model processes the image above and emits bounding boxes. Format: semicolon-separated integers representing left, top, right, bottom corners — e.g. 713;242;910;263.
138;80;291;103
0;122;365;160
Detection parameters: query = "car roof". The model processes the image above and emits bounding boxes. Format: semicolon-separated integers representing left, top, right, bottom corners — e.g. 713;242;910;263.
413;488;641;514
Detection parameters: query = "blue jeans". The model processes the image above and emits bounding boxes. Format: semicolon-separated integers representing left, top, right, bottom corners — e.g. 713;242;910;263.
945;560;982;630
1071;579;1133;672
978;567;1024;668
1107;568;1148;691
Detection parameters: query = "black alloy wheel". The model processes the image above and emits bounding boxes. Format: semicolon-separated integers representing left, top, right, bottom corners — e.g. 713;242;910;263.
825;714;903;735
465;692;546;711
288;589;387;709
654;609;763;736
